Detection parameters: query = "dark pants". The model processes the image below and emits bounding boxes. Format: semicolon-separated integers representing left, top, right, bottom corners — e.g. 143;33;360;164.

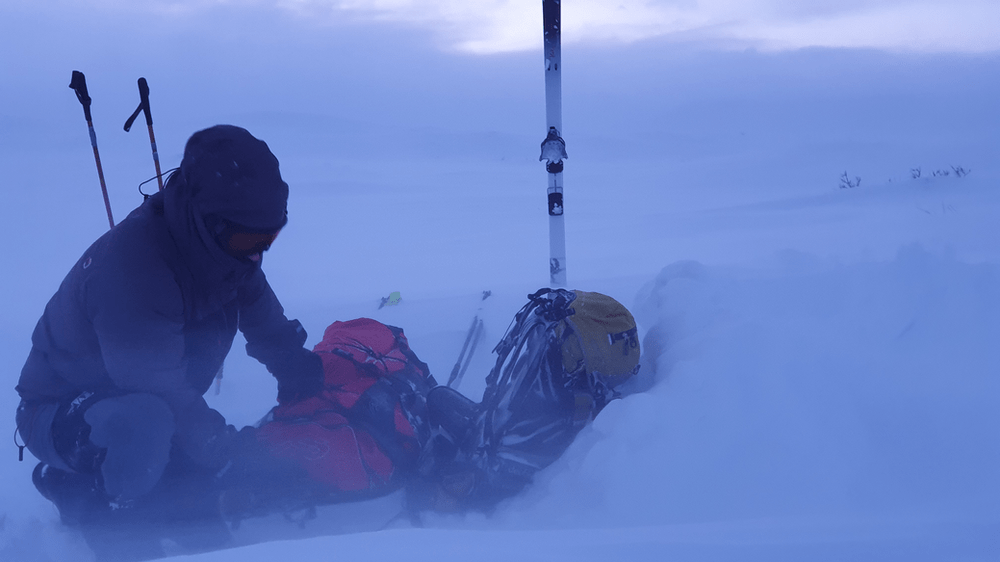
17;391;176;501
18;392;230;560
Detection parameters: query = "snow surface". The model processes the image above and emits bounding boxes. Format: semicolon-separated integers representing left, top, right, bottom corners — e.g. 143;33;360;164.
1;7;999;561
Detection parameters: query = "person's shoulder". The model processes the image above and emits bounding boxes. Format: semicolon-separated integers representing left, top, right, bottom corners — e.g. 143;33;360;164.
115;197;167;242
85;205;180;299
102;198;173;259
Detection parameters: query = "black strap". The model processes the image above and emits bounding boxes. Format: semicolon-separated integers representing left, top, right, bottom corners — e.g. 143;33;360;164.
13;426;24;461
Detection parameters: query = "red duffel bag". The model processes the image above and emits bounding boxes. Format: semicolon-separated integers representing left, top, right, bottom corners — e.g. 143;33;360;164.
255;318;436;497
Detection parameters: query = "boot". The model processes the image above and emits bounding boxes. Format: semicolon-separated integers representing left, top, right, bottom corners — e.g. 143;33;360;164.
32;462;108;527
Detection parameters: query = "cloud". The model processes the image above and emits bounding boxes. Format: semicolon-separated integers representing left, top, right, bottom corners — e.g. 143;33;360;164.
9;0;1000;54
724;1;1000;52
280;0;1000;53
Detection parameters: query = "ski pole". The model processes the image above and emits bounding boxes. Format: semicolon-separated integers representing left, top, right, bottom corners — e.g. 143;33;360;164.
448;290;492;389
124;77;164;191
69;70;114;229
448;316;482;389
540;0;567;287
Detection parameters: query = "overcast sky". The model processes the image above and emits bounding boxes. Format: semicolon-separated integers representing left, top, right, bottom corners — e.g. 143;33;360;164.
2;0;997;216
6;0;1000;54
1;0;998;312
303;0;1000;53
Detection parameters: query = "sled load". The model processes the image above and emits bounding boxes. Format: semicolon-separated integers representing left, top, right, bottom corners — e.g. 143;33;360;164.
242;288;640;517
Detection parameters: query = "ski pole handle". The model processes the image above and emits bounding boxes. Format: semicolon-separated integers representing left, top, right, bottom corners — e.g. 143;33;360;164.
124;77;153;132
69;70;93;123
138;78;152;126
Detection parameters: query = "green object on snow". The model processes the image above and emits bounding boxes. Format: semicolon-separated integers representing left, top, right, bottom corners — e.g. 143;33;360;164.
379;291;402;309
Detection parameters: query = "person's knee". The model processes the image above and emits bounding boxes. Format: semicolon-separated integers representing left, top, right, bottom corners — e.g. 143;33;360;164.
16;400;74;472
84;393;176;501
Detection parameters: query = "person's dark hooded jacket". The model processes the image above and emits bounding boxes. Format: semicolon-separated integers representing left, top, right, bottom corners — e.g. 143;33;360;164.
16;125;321;470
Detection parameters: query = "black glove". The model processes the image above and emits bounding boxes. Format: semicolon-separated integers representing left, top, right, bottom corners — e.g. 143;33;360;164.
270;347;324;404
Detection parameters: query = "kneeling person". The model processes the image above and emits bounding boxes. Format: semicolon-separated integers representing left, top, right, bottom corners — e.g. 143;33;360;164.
14;125;323;553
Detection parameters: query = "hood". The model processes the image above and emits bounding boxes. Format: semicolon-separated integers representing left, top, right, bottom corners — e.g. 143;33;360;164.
161;125;289;318
178;124;288;230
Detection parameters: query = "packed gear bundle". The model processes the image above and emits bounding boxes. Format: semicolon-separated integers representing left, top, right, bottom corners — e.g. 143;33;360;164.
416;288;641;511
230;289;640;518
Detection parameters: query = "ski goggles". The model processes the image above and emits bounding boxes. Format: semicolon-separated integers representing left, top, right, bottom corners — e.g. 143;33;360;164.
207;215;282;259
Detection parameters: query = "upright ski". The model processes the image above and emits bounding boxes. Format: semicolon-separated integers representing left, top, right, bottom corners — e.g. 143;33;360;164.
540;0;568;287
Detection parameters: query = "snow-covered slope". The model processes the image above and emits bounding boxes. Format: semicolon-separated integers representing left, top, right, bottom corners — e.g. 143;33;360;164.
171;176;1000;562
1;9;998;559
5;173;996;561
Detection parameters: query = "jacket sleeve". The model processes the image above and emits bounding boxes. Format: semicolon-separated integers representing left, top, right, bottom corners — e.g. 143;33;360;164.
88;251;236;469
238;268;306;361
238;268;323;400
